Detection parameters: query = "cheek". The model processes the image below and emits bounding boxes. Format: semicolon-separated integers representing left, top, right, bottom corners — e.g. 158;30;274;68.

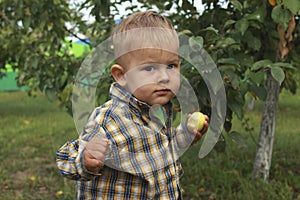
124;74;139;91
132;86;152;101
170;72;181;88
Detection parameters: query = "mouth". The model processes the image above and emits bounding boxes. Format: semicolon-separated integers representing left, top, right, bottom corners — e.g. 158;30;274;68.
154;88;171;95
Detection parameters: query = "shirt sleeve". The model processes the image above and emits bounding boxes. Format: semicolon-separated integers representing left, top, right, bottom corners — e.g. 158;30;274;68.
56;108;105;181
174;122;194;149
56;139;81;180
56;139;102;181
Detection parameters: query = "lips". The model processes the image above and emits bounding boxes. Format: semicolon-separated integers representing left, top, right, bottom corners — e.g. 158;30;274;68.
154;88;171;95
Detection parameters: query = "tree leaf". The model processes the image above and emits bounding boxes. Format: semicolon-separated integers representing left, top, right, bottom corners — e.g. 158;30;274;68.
249;82;267;101
180;29;193;36
249;71;266;85
228;131;247;147
271;66;285;85
200;26;219;35
273;62;296;69
283;0;300;14
231;0;243;11
251;59;272;70
244;31;261;51
217;58;240;67
245;6;266;23
228;91;244;120
216;37;238;49
235;18;249;35
189;36;204;51
271;5;292;29
224;19;236;29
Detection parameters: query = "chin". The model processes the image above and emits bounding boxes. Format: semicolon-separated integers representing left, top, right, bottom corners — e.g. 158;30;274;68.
150;99;171;106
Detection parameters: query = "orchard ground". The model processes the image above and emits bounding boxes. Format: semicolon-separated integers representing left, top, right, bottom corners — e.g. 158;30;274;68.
0;86;299;199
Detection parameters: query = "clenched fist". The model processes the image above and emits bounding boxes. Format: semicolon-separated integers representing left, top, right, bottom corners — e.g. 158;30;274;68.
84;136;109;173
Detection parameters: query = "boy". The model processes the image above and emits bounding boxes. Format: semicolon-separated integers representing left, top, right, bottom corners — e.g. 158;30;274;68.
56;11;209;199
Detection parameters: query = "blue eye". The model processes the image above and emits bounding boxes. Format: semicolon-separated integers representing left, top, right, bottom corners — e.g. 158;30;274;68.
167;64;176;69
144;66;154;71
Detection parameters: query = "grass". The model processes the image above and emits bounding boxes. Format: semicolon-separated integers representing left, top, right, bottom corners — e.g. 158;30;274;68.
0;89;299;200
0;92;77;199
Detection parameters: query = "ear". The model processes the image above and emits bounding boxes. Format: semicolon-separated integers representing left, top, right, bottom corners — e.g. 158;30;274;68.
110;64;126;87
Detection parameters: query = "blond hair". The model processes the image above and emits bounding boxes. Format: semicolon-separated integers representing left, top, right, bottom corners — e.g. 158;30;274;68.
112;11;174;33
112;11;179;65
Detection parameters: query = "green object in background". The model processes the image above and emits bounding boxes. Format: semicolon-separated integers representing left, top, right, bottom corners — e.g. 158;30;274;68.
0;70;28;91
70;41;90;57
0;65;28;91
0;41;89;91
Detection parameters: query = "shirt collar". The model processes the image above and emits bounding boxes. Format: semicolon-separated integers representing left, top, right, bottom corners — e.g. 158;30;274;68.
109;82;150;115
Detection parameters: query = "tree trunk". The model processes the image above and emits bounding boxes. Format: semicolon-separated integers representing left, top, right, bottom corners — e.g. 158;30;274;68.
252;70;280;181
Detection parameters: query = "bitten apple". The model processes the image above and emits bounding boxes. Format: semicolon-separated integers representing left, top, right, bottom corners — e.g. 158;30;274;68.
187;112;205;132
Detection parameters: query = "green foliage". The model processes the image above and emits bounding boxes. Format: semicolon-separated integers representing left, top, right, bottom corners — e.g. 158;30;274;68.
272;4;292;29
283;0;300;14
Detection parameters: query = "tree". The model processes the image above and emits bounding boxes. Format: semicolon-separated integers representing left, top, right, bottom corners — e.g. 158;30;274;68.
1;0;299;181
252;2;299;180
1;0;84;112
0;0;115;113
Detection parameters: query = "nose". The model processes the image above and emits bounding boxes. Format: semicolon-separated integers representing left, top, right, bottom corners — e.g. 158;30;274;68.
158;68;170;83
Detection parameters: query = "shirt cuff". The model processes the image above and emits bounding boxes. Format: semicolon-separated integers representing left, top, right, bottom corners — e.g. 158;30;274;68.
176;123;194;148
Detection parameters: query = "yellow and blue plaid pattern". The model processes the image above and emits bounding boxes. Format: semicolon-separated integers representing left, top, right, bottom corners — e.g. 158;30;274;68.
56;83;193;199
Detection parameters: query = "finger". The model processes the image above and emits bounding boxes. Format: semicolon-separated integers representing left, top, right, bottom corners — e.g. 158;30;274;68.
85;158;104;173
195;131;202;141
193;129;201;136
87;137;109;152
200;123;208;134
89;136;108;146
98;137;109;147
88;151;106;162
191;130;202;142
85;147;97;159
91;138;108;149
98;138;109;154
204;115;209;122
102;138;109;148
85;146;106;161
185;114;191;124
90;158;103;168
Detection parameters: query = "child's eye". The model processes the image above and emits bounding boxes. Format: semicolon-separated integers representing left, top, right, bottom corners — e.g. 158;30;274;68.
143;66;154;71
167;64;177;69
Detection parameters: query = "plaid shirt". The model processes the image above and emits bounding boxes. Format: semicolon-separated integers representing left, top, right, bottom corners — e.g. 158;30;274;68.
56;83;193;200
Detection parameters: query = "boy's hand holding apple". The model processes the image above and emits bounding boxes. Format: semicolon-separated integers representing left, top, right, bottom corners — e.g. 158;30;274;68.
186;112;209;144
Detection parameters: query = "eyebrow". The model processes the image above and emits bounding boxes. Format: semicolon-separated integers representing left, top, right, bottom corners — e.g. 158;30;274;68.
167;58;180;63
142;57;180;64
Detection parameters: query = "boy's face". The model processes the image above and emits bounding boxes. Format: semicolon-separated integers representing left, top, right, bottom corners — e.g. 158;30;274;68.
122;49;180;106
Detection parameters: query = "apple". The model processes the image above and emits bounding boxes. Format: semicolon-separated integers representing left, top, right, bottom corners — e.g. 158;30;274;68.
187;112;205;132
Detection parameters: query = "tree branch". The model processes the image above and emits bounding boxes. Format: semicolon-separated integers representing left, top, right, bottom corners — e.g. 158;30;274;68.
64;26;92;47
